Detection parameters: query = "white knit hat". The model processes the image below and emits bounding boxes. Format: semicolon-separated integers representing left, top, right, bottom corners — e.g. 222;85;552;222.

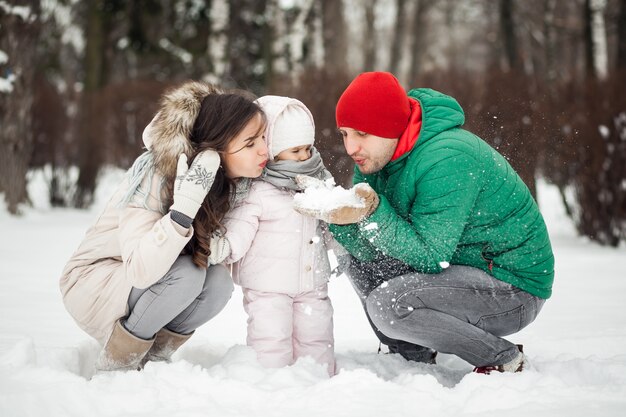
271;104;316;157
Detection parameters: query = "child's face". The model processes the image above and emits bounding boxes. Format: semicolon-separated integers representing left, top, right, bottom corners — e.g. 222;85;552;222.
275;145;312;162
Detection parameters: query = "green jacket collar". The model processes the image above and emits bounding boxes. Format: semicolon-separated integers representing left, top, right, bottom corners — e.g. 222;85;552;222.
381;88;465;175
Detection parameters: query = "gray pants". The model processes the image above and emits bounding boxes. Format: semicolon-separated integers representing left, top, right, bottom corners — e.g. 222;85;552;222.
343;255;545;367
124;256;234;340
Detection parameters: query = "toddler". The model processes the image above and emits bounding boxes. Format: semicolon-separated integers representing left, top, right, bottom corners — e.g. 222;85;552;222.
219;96;336;375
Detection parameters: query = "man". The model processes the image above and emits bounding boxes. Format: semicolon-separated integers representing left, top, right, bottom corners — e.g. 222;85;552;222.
297;72;554;373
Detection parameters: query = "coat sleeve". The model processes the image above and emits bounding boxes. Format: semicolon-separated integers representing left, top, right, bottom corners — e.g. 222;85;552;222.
357;149;482;273
222;188;263;264
328;223;378;261
119;173;193;289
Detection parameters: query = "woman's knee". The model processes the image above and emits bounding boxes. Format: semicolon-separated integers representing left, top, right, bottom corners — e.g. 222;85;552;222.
166;256;207;296
203;264;234;300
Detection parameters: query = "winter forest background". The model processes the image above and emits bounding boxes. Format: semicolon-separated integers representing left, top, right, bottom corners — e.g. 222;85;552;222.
1;0;625;246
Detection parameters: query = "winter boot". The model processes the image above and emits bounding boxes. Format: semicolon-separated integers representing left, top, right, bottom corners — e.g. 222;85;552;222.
473;344;526;374
140;327;193;367
95;320;155;372
386;341;438;364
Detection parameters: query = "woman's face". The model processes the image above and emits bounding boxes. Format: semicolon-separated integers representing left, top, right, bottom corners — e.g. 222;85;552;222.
222;113;268;179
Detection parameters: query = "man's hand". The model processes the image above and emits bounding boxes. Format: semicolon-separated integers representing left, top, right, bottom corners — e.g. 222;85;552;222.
208;231;231;265
325;183;379;224
354;183;379;217
294;183;379;225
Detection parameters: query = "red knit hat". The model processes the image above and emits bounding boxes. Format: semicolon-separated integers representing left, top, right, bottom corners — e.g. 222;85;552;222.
336;72;410;139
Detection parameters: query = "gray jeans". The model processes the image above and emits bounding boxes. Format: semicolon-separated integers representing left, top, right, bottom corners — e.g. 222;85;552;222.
343;255;545;367
124;256;234;340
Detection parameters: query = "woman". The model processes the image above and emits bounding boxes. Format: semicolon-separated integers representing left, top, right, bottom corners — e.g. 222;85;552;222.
59;81;268;372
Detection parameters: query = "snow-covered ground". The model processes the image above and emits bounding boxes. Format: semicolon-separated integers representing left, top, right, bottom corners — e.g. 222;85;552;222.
1;170;625;417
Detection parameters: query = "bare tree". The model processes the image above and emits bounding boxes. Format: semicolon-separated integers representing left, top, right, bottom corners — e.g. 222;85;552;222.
321;0;347;75
73;0;118;208
590;0;609;79
542;0;558;84
224;0;269;92
500;0;519;70
584;0;609;80
407;0;434;84
616;0;626;68
207;0;230;83
389;0;408;75
0;0;40;213
281;0;316;79
363;0;378;71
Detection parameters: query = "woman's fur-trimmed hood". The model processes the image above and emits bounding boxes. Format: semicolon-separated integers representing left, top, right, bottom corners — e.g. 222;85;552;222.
142;81;223;180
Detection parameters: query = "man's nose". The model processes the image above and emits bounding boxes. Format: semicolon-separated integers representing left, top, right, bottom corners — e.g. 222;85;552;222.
344;135;360;155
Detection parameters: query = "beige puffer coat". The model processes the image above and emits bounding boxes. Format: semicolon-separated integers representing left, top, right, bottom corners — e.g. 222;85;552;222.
59;81;220;345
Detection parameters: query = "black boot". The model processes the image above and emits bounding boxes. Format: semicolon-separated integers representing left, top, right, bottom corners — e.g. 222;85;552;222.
367;312;437;364
386;340;437;364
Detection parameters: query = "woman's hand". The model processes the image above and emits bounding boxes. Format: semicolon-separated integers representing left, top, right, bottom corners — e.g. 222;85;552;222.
208;232;231;265
170;150;220;220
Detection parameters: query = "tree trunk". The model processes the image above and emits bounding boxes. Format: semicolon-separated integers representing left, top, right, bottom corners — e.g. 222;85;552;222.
590;0;608;80
308;1;325;69
73;0;109;208
363;0;377;71
268;0;287;79
0;0;40;213
407;0;431;84
583;0;609;80
389;0;407;75
321;0;347;75
207;0;230;83
618;0;626;69
583;0;596;79
225;0;268;92
500;0;519;71
543;0;558;86
287;0;315;78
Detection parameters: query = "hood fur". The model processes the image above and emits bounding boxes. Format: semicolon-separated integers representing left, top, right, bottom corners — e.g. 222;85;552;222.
142;81;223;180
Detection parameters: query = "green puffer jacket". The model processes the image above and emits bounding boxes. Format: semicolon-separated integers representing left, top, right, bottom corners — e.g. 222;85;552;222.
330;88;554;299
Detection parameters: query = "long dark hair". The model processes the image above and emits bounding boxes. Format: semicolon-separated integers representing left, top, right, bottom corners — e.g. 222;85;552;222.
185;93;264;268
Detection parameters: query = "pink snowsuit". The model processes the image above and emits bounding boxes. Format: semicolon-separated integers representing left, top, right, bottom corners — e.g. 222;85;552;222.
223;96;335;376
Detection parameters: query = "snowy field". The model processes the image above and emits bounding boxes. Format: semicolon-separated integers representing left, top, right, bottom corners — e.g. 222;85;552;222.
1;169;625;417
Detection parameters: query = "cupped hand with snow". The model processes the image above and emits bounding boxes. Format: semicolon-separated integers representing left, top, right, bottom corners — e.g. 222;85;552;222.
293;181;379;225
